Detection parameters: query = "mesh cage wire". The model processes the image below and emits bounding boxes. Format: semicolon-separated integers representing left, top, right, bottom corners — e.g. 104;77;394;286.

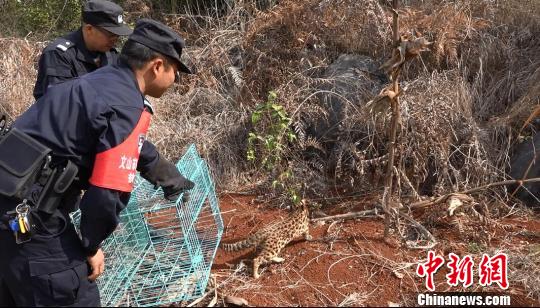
71;144;223;306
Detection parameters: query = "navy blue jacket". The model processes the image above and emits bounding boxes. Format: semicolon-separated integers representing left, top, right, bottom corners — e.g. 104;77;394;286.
33;28;118;100
15;63;159;255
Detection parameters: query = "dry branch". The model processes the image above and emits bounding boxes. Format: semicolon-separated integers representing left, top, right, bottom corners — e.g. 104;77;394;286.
382;0;401;240
381;0;433;239
397;210;437;250
519;104;540;133
410;177;540;209
311;209;379;223
312;177;540;224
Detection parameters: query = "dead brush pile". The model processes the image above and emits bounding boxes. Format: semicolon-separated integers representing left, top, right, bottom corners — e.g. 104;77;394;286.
0;38;44;118
149;0;394;190
465;0;540;126
242;0;392;100
236;0;537;203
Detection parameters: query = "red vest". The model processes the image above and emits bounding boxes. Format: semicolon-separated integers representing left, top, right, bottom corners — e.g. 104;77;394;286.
89;110;152;192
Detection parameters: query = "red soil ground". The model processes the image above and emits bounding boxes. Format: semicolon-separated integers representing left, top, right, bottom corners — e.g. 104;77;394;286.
209;194;540;307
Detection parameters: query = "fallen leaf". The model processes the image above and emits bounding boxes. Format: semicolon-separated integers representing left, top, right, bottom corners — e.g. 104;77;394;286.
447;196;463;216
224;295;249;306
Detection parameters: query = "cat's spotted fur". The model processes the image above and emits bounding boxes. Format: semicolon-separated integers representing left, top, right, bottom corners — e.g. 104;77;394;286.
221;200;311;278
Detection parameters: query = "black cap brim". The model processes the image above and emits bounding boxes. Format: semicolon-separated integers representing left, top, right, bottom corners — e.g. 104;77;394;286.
174;62;192;82
102;24;133;36
178;61;192;75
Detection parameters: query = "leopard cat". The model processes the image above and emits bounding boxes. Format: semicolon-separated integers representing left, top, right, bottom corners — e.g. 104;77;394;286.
221;199;312;279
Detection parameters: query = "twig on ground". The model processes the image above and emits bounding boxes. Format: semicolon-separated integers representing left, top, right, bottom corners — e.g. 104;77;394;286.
327;255;363;297
290;267;337;306
410;178;540;209
397;211;437;250
311;209;379;223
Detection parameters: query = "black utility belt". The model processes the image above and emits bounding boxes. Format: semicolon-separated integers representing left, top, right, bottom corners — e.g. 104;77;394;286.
0;128;78;243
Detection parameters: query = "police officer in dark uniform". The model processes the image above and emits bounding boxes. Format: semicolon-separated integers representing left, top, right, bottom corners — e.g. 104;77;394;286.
33;0;132;100
0;19;194;306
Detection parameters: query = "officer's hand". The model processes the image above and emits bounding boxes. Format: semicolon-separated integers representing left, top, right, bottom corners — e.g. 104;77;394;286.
87;248;105;281
163;178;195;202
141;155;195;202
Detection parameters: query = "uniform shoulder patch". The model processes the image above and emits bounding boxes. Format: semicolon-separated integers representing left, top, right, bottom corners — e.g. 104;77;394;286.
54;39;75;52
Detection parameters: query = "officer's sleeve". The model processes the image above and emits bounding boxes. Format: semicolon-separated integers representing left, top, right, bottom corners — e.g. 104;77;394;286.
79;186;129;256
33;50;74;100
137;140;160;174
78;102;130;256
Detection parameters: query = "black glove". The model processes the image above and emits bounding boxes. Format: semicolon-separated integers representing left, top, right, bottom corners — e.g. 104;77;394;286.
163;180;194;203
141;154;195;202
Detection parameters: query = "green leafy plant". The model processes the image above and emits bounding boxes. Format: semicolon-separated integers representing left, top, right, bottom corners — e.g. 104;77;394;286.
247;91;299;204
247;91;296;168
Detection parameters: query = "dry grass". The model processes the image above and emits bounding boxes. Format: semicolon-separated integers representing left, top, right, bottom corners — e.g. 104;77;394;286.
510;249;540;300
0;0;538;198
242;0;392;100
1;0;538;198
0;38;44;119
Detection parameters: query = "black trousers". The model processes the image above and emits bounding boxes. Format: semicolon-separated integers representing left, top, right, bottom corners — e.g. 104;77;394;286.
0;197;100;307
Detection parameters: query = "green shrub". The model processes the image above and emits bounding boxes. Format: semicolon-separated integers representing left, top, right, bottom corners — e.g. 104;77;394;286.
247;91;300;204
0;0;82;38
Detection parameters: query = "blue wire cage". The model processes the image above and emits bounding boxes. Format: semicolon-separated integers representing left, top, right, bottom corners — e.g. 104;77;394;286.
71;144;223;306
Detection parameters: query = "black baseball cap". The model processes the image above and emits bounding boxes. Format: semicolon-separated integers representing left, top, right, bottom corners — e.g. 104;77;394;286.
82;0;132;36
128;19;192;74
